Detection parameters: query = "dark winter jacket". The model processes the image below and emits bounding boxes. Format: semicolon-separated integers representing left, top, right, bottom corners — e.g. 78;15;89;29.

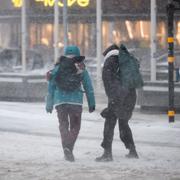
102;48;136;120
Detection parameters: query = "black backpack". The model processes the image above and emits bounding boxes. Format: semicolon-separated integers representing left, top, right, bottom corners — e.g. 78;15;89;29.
55;56;85;91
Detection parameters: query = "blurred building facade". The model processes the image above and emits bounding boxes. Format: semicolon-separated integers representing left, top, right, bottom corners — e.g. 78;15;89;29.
0;0;180;58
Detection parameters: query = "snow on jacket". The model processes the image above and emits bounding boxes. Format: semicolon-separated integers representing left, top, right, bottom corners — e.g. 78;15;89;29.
46;62;95;112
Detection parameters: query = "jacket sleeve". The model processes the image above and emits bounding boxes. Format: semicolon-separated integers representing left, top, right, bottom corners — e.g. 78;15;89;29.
82;69;95;108
45;65;59;112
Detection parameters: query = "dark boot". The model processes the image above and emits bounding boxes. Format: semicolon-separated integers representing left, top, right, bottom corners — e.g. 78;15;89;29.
64;148;75;162
95;150;113;162
126;145;139;159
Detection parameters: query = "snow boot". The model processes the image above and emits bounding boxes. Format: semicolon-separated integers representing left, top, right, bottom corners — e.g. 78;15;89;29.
125;145;139;159
95;150;113;162
64;148;75;162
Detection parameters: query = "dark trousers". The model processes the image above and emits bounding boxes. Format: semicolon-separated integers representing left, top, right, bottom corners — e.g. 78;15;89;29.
56;104;82;152
101;90;136;151
101;89;136;151
101;116;135;151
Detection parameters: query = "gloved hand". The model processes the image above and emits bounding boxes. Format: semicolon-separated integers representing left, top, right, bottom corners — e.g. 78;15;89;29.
46;70;52;81
100;107;109;118
89;106;95;113
46;108;53;114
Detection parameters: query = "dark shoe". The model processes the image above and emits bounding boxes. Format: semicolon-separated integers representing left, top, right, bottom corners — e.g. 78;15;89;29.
64;148;75;162
125;149;139;159
95;151;113;162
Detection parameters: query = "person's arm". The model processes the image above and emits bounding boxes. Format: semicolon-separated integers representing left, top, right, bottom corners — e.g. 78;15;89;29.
102;56;120;99
45;65;59;113
46;81;55;113
82;69;95;113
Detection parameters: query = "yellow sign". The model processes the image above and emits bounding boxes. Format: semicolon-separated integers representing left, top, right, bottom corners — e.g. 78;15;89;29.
12;0;90;8
12;0;22;7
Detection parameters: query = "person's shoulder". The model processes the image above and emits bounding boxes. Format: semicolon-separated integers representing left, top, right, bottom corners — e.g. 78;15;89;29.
48;63;60;78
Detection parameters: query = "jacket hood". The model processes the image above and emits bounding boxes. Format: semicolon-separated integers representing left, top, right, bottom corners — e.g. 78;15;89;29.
104;49;119;61
103;44;119;56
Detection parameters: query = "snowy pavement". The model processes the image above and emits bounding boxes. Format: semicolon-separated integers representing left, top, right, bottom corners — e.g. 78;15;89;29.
0;101;180;180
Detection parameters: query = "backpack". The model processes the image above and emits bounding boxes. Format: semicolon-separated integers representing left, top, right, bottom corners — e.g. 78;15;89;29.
117;44;144;89
55;56;85;91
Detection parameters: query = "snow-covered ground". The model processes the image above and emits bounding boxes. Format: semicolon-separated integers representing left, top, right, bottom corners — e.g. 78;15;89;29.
0;101;180;180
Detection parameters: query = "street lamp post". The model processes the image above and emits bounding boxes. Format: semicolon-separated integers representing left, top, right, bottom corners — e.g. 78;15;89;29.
96;0;102;92
54;0;59;63
63;0;68;50
150;0;157;81
167;0;180;123
167;2;175;123
21;0;27;72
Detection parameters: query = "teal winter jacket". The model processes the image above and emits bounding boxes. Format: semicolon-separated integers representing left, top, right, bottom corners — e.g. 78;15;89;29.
46;64;95;112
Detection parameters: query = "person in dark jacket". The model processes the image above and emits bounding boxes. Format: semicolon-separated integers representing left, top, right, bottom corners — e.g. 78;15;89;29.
95;44;138;162
46;45;95;162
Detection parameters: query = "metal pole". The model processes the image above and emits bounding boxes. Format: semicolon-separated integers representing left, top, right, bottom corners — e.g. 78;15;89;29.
63;0;68;50
96;0;102;91
54;0;59;63
167;2;175;123
150;0;157;81
21;0;26;72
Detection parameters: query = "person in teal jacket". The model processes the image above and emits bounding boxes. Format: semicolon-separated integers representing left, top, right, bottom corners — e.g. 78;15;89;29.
46;45;95;162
